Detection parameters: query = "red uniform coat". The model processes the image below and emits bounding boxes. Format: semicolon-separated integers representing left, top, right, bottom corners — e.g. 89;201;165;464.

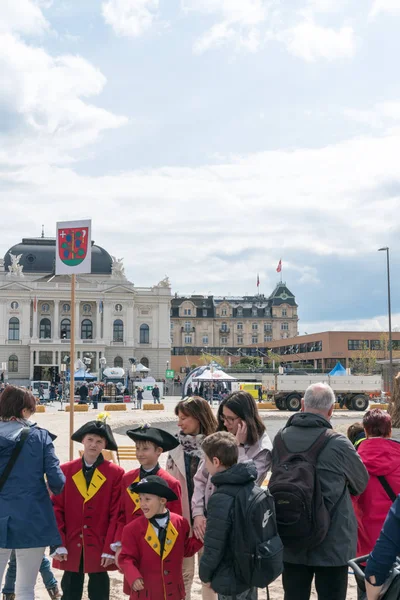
115;466;182;542
119;512;203;600
52;458;124;573
352;438;400;556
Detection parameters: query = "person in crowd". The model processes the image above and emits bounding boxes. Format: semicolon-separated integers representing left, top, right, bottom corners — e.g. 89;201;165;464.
49;384;56;402
347;422;367;450
98;384;104;403
119;476;203;600
271;382;369;600
152;384;160;404
258;386;263;403
199;431;258;600
57;382;63;402
38;384;45;403
2;550;60;599
0;386;65;600
365;494;400;600
92;384;100;410
78;383;88;405
52;419;124;600
113;425;182;566
136;387;144;409
187;384;193;397
353;410;400;562
167;397;218;599
194;385;199;396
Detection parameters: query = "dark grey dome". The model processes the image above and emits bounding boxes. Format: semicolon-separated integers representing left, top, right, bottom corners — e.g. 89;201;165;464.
4;238;112;274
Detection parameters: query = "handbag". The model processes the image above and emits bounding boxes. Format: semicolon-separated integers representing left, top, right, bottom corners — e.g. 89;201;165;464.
0;427;30;493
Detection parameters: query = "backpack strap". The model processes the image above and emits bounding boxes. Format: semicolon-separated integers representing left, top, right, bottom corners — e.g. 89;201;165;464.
0;427;30;493
377;475;397;503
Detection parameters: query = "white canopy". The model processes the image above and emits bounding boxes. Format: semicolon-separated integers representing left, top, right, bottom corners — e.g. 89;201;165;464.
135;363;149;372
193;369;237;382
103;367;125;379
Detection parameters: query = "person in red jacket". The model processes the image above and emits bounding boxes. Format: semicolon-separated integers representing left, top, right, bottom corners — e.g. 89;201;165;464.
119;475;203;600
52;419;124;600
113;425;182;564
353;409;400;558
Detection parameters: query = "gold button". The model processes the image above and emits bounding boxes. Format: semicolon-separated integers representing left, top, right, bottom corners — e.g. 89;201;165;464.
153;544;157;548
147;536;152;541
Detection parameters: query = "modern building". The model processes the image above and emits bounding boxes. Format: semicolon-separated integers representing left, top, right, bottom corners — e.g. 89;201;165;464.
0;236;171;384
170;283;298;372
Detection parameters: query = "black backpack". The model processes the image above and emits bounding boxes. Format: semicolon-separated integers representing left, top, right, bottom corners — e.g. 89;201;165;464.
226;483;283;589
269;429;337;551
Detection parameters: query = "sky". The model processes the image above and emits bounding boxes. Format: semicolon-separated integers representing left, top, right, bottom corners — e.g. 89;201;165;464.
0;0;400;334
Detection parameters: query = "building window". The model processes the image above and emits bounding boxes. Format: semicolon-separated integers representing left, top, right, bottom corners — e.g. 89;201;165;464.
8;355;18;373
237;322;243;330
114;356;123;368
221;308;227;316
371;340;383;350
237;307;243;317
10;301;18;310
62;303;70;313
81;319;93;339
237;336;243;344
202;335;209;344
60;319;71;340
252;336;258;344
252;323;258;330
184;321;192;332
221;322;228;332
140;324;150;344
281;322;289;331
264;335;272;342
113;319;124;342
171;334;174;343
170;322;174;329
202;309;207;317
8;318;20;341
184;335;192;344
184;308;192;316
252;308;257;316
282;309;287;317
83;303;91;314
264;323;272;332
39;351;52;365
40;318;51;339
41;303;50;313
115;304;122;312
141;357;149;368
348;340;369;351
221;337;228;344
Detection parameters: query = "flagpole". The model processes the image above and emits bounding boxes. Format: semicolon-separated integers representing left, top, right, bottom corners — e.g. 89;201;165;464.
69;274;76;461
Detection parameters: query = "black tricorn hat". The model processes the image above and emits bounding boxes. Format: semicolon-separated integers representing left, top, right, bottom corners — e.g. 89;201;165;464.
126;425;179;452
129;475;178;501
71;420;118;451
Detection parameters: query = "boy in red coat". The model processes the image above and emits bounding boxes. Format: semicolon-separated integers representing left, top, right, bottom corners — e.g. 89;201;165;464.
113;425;182;562
52;420;124;600
119;475;203;600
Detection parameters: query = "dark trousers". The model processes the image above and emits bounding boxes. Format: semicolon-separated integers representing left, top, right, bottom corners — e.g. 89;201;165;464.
282;562;348;600
61;556;110;600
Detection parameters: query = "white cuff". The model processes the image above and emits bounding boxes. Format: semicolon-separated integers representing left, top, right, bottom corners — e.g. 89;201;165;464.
51;547;68;558
110;542;121;552
101;553;115;560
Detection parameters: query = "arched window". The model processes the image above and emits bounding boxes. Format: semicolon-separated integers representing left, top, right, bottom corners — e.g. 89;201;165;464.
8;355;18;373
114;356;123;368
40;318;51;339
140;324;149;344
113;319;124;342
8;318;19;340
60;318;71;340
81;319;93;340
140;357;149;368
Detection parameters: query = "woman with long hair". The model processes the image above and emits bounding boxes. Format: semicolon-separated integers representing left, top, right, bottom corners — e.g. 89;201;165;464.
167;396;218;600
0;386;65;600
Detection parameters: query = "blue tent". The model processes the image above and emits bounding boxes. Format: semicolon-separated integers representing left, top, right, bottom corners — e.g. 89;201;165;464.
66;369;96;381
329;362;347;376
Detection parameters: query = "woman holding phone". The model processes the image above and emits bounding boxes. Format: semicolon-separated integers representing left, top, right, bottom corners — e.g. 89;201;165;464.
192;390;272;544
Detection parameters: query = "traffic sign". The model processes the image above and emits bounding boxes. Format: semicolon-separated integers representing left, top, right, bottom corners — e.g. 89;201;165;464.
165;369;175;379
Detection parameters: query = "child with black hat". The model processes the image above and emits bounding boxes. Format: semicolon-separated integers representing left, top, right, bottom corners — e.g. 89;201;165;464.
52;418;124;600
119;475;203;599
113;425;182;562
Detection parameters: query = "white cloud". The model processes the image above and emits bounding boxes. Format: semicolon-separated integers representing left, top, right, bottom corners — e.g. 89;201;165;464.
344;101;400;129
370;0;400;19
283;21;355;61
0;0;49;35
102;0;160;37
302;314;400;334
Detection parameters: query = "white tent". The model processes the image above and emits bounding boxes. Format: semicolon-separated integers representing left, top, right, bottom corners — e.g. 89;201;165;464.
135;363;149;372
193;369;237;382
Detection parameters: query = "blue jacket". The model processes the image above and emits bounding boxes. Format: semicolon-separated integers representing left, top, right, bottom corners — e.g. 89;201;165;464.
0;421;65;549
365;494;400;586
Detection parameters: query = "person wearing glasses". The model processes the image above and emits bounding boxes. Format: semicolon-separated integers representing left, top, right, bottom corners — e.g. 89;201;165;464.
167;396;218;600
191;392;272;598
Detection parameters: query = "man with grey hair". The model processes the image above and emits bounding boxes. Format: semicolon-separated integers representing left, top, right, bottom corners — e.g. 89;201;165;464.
271;382;368;600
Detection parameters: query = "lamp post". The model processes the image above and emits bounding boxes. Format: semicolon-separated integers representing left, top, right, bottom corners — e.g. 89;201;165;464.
378;247;393;394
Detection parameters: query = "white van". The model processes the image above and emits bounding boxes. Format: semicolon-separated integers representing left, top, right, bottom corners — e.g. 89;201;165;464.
31;381;50;400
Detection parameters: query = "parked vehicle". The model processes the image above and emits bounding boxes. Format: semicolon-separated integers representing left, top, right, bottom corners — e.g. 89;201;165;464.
260;374;382;412
236;382;264;400
31;380;50;401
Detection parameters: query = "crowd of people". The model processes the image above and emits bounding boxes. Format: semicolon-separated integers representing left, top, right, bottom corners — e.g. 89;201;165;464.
1;383;400;600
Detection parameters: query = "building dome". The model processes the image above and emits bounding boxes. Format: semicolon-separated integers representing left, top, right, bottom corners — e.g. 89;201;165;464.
4;237;112;275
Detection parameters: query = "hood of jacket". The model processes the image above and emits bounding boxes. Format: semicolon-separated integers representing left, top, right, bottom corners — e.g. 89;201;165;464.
211;460;257;487
285;411;333;430
358;437;400;476
0;420;34;449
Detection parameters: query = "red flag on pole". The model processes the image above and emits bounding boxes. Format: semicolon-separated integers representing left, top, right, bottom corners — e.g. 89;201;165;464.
33;296;37;312
257;274;260;288
276;260;282;273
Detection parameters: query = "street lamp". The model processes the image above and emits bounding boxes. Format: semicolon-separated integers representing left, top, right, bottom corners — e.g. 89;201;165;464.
378;247;393;394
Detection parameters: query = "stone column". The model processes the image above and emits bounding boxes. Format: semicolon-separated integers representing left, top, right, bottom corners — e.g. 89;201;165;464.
96;301;102;341
75;301;80;341
54;301;59;340
30;350;34;380
32;299;38;341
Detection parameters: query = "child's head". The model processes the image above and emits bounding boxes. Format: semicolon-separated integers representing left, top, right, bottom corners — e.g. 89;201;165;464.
126;425;179;469
202;431;238;476
139;492;167;519
130;475;178;519
135;440;163;469
347;422;365;446
82;433;107;460
72;419;118;460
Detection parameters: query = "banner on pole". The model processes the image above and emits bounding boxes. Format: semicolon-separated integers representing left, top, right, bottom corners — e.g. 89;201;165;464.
56;220;92;275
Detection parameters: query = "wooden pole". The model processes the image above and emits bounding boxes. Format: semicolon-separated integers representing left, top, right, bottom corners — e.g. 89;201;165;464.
69;274;76;460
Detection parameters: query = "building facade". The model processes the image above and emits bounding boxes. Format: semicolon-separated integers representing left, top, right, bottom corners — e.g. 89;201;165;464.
0;237;171;383
170;283;298;372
